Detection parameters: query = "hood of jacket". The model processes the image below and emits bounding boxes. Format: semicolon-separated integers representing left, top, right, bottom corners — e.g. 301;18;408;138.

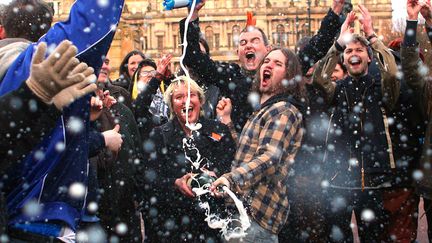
260;93;307;116
0;38;30;82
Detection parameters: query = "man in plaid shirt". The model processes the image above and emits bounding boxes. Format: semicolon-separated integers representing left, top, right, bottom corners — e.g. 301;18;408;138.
212;48;305;242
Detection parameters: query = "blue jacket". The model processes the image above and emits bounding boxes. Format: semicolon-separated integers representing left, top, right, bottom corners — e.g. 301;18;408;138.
0;0;124;231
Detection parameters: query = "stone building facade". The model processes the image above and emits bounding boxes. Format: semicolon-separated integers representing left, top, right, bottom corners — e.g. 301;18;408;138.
46;0;393;79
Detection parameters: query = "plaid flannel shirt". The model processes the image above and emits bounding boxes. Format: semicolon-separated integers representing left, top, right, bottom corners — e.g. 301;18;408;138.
223;96;303;234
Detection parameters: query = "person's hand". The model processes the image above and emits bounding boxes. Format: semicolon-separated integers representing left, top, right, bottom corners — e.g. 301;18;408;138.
52;63;97;110
407;0;422;20
101;90;117;110
216;97;233;125
90;95;103;121
332;0;345;15
210;177;230;198
337;11;356;47
200;168;217;178
175;173;195;198
102;124;123;153
156;54;173;76
190;0;206;21
26;40;92;103
358;5;374;38
420;0;432;25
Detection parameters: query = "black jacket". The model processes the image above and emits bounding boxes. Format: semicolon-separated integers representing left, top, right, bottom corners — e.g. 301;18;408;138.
401;20;432;197
111;76;131;91
298;9;343;75
0;84;61;173
180;17;254;132
324;74;396;188
103;80;133;110
386;50;424;188
136;117;236;242
0;84;61;234
132;75;170;139
89;103;143;242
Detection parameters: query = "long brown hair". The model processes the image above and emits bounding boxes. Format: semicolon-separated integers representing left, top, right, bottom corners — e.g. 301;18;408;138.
253;47;306;102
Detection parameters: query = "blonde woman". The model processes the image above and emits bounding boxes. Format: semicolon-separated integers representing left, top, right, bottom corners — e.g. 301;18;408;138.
135;76;236;242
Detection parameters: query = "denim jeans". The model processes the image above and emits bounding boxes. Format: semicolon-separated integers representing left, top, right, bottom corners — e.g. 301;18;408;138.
226;219;278;243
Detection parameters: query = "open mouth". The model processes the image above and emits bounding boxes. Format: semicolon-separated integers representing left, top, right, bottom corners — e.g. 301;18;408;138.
181;106;193;115
246;52;256;61
263;70;272;82
348;56;361;66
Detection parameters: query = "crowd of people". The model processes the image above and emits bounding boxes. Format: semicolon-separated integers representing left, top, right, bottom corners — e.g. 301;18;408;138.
1;0;432;242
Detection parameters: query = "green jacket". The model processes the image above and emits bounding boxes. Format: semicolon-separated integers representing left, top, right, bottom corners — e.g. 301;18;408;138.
312;38;400;189
401;44;432;198
313;38;399;111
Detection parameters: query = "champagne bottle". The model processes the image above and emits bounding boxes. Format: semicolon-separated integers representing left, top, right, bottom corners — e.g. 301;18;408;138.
163;0;203;11
187;172;215;189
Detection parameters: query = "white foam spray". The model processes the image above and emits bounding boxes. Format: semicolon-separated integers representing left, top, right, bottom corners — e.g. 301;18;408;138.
178;0;250;240
179;0;201;131
192;185;251;241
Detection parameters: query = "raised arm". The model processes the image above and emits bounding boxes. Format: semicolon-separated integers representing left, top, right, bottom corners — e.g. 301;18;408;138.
216;97;239;145
312;11;356;104
179;1;236;92
298;0;344;75
133;54;172;138
401;0;430;114
358;4;399;110
420;0;432;43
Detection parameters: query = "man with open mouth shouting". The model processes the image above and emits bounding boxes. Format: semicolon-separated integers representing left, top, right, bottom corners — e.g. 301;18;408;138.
212;48;305;243
180;0;344;133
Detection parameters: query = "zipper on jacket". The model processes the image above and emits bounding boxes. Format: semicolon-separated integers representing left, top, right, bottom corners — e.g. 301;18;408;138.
343;80;372;191
324;111;340;182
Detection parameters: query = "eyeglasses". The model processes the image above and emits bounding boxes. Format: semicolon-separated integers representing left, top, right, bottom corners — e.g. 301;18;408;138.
140;70;156;77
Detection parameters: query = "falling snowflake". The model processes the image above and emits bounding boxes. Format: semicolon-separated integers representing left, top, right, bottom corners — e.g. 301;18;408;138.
361;209;375;222
115;223;128;235
68;182;86;199
67;117;84;133
97;0;109;8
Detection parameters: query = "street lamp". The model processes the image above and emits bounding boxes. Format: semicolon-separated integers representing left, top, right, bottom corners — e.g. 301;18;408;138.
295;14;299;42
307;0;311;35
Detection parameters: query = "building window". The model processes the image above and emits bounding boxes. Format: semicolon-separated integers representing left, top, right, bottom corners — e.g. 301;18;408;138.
48;1;61;15
157;36;164;50
215;33;220;50
227;33;232;49
205;26;214;50
173;35;177;51
273;24;286;47
232;25;240;48
142;36;148;51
